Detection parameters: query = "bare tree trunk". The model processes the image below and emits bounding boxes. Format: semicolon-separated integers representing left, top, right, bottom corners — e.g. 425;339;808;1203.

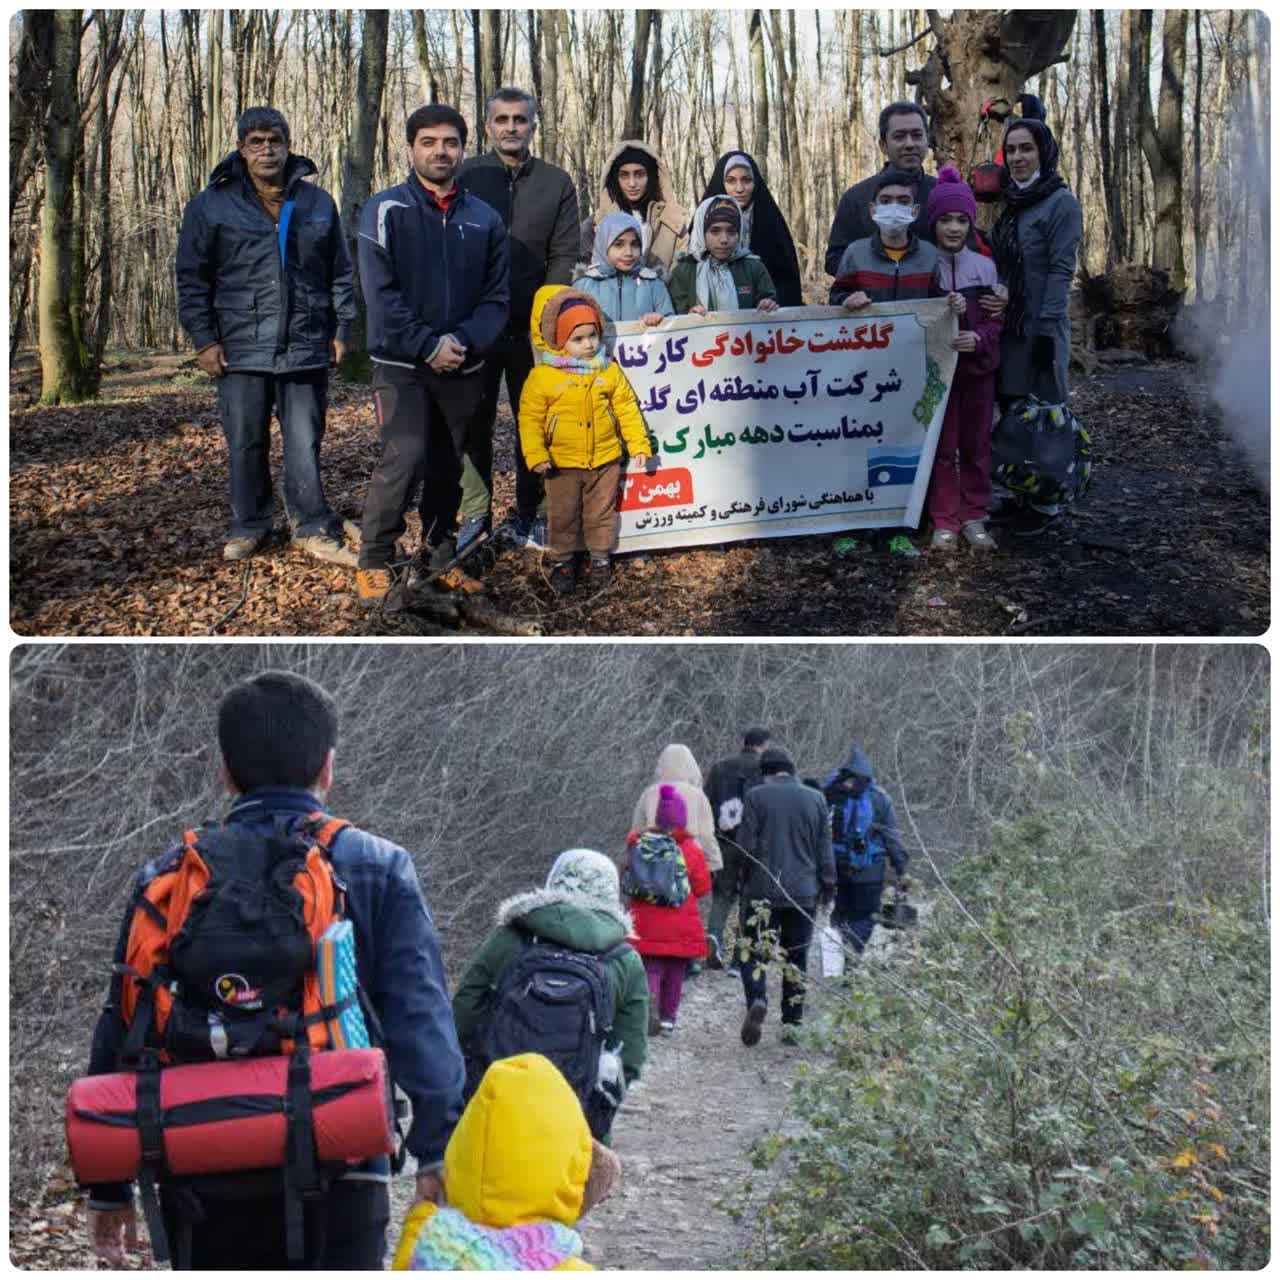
526;12;541;120
910;10;1077;170
39;9;93;403
625;11;654;139
651;12;665;152
11;11;55;219
748;11;769;177
484;10;502;100
471;11;484;148
1192;11;1204;300
412;11;439;102
1245;10;1270;306
339;11;388;366
541;12;560;167
1092;12;1123;267
1136;9;1187;290
205;10;224;163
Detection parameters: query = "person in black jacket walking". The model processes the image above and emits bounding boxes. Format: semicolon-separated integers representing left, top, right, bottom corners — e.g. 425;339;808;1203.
355;104;510;607
703;726;771;967
458;87;581;552
175;107;356;567
735;747;835;1046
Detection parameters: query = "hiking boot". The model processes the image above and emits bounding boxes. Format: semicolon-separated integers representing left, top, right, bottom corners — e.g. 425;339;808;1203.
434;566;485;595
961;520;998;552
293;532;357;568
356;567;394;607
587;556;611;591
1007;506;1060;538
550;560;576;595
780;1025;800;1047
929;528;959;552
686;960;704;979
223;534;267;562
740;999;767;1047
456;516;488;554
706;937;725;970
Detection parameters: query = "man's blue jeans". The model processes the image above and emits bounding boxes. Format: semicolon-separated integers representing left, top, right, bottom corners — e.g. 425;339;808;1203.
217;369;339;539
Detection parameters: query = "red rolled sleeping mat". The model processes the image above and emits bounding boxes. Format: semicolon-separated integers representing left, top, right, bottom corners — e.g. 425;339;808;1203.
66;1048;394;1184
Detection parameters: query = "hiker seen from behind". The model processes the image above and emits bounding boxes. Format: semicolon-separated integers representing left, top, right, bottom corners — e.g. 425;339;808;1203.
81;671;465;1269
623;784;712;1036
452;848;649;1145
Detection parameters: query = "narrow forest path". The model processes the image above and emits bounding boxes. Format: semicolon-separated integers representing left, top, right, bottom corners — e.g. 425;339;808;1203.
387;905;926;1271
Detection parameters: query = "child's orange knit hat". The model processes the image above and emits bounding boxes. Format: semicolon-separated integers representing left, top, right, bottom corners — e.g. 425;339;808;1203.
555;303;599;348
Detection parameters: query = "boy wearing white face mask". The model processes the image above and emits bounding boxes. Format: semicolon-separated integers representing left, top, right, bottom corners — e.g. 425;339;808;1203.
829;169;938;310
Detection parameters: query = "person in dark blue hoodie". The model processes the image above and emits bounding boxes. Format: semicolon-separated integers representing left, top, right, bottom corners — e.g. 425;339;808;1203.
822;746;908;953
355;103;510;606
83;671;466;1270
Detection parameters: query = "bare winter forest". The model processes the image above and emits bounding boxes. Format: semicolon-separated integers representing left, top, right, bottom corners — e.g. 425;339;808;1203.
9;8;1271;379
8;644;1271;1267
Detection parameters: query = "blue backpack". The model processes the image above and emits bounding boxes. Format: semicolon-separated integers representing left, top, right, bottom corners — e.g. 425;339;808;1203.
831;791;883;871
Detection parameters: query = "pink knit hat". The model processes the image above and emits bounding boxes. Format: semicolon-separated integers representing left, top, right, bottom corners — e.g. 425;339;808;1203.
926;166;977;226
655;783;687;830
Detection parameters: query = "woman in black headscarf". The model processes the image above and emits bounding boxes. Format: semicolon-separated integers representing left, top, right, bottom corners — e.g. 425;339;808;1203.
699;151;804;307
987;117;1083;535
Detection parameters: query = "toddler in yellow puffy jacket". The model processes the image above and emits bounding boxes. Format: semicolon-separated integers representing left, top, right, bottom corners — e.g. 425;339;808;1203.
518;286;652;595
392;1053;621;1271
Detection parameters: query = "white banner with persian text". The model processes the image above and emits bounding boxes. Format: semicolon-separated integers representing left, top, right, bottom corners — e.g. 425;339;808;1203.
611;300;959;552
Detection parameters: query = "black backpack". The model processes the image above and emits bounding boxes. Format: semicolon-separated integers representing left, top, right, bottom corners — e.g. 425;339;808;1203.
472;932;628;1138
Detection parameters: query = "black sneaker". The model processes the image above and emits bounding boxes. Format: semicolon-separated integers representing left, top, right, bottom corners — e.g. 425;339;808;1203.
706;937;725;970
587;556;611;591
1007;506;1060;538
741;999;767;1047
550;560;576;595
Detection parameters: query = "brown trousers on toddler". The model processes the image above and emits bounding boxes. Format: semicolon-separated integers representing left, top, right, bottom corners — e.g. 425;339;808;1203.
543;460;623;561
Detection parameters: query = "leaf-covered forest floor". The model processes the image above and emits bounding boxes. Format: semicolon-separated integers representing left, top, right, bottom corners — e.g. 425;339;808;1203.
10;353;1268;636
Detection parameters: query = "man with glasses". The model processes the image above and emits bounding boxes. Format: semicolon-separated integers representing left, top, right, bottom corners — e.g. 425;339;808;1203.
176;107;357;567
458;87;581;552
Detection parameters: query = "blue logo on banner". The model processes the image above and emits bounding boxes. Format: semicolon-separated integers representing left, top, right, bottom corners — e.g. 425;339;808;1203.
866;450;920;488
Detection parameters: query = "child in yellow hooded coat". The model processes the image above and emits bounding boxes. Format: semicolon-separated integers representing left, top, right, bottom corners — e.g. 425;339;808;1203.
392;1053;619;1271
518;285;652;595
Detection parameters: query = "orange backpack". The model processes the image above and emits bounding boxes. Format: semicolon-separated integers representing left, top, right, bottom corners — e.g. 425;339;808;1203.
116;812;352;1065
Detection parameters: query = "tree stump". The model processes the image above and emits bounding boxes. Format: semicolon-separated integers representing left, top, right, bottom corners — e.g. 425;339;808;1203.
1079;263;1183;357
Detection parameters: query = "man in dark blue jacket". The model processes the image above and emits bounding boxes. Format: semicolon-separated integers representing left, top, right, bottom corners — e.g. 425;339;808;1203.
176;107;356;567
84;671;466;1269
823;745;908;952
355;103;510;607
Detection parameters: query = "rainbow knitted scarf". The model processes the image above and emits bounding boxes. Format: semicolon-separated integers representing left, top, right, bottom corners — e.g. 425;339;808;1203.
538;348;610;374
399;1206;584;1270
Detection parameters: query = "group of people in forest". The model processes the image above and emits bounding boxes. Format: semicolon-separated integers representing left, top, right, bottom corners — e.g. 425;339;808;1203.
84;673;908;1270
176;88;1081;600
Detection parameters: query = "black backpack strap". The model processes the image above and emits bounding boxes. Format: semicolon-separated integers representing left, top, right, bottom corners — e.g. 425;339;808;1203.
281;1018;322;1263
133;1051;172;1267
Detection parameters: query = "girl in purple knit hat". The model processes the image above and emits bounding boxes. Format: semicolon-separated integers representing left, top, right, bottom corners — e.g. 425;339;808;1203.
925;167;1004;553
623;783;711;1035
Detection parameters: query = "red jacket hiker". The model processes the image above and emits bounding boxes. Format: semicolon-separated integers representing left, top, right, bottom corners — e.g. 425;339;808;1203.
625;828;711;959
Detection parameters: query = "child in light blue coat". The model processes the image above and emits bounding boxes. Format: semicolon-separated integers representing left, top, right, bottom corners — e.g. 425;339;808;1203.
573;212;674;327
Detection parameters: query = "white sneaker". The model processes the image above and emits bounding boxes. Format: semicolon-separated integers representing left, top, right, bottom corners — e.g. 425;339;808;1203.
659;1019;675;1033
960;520;998;552
929;528;958;552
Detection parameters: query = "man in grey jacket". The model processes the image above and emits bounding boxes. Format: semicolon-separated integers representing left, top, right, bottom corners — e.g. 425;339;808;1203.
735;746;835;1046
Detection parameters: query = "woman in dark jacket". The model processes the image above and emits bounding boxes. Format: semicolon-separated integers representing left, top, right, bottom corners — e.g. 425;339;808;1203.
699;151;804;307
988;117;1083;534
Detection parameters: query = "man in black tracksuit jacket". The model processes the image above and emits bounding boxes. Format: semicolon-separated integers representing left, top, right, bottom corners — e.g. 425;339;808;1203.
355;104;509;603
457;87;581;547
175;107;355;567
824;101;938;277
